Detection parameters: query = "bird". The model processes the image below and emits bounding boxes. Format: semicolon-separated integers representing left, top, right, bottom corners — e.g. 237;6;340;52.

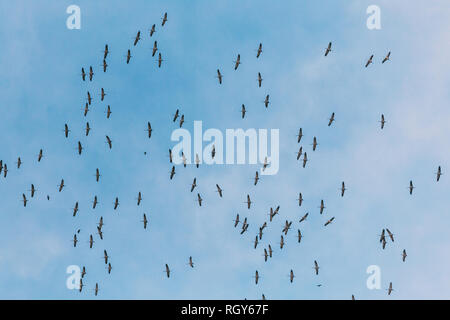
324;217;335;226
58;179;65;192
142;214;148;229
165;264;170;278
146;122;152;138
289;270;295;283
312;137;318;151
324;42;332;56
106;136;112;149
103;250;109;264
106;105;112;119
197;193;203;207
436;166;442;182
81;68;86;81
234;54;241;70
103;44;109;59
303;153;308;168
365;55;374;68
16;157;22;169
150;24;156;37
297;230;303;243
299;212;308;223
107;263;112;274
386;228;395;242
263;249;268;262
254;270;259;285
87;91;92;105
241;104;246;119
97;226;103;240
257;72;262;87
195;154;200;168
85;122;90;136
233;214;240;228
77;141;83;155
152;41;158;57
102;59;108;72
280;235;285;249
137;192;142;206
380;114;386;129
179;114;184;128
217;69;223;84
113;197;119;210
379;229;386;243
314;260;320;275
173;109;179;122
254;171;259;185
190;178;197;192
92;195;98;209
100;88;106;101
382;52;391;63
89;66;94;81
297;193;303;206
126;49;131;64
409;180;414;195
22;193;27;207
297;128;303;143
95;283;99;296
95;168;100;182
246;195;252;209
89;235;94;248
341;182;346;197
256;43;263;58
72;202;79;217
328;112;335;126
319;200;325;214
84;103;89;117
64;124;70;138
264;95;270;108
216;184;223;197
158;53;163;68
73;234;78;247
170;166;175;180
38;149;43;162
188;256;194;268
133;30;141;46
402;249;407;262
30;184;36;198
387;282;393;295
162;12;168;26
81;266;86;278
296;147;303;160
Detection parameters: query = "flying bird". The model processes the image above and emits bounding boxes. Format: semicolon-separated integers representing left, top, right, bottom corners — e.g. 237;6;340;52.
106;136;112;149
188;256;194;268
387;282;393;295
324;217;335;226
106;105;112;119
173;109;179;122
190;178;197;192
22;193;27;207
297;193;303;206
158;53;163;68
179;114;184;128
165;264;170;278
299;212;308;223
77;141;83;155
126;49;131;64
241;104;246;119
58;179;65;192
324;42;332;56
72;202;79;217
380;114;386;129
150;24;156;37
137;192;142;206
365;55;374;68
103;44;109;59
216;184;223;197
436;166;442;182
328;112;335;126
319;200;325;214
113;197;119;210
95;168;100;182
303;152;308;168
246;195;252;209
152;41;158;57
38;149;43;162
89;66;94;81
162;12;168;26
314;260;320;275
254;171;259;185
81;68;86;81
297;128;303;143
382;51;391;63
341;182;346;197
402;249;407;262
256;43;263;58
289;270;295;283
264;95;270;108
197;193;203;207
146;122;152;138
217;69;223;84
234;54;241;70
233;214;240;228
92;195;98;209
133;31;141;46
170;166;175;180
386;228;395;242
409;180;414;195
142;213;148;229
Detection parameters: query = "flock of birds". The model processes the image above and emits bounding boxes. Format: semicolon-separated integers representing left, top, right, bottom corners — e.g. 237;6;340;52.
1;11;444;299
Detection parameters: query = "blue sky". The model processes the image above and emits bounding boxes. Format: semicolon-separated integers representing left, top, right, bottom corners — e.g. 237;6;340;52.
0;0;449;299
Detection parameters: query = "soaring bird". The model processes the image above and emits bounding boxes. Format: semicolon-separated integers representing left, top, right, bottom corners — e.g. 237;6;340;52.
387;282;393;295
365;55;374;68
297;230;303;243
257;72;263;87
113;197;119;210
107;263;112;274
170;166;175;180
89;66;94;81
436;166;442;182
165;264;170;278
197;193;203;207
72;202;79;217
312;137;318;151
16;157;22;169
409;180;414;195
241;104;246;119
234;54;241;70
217;69;223;84
103;44;109;59
126;49;131;64
152;41;158;57
190;178;197;192
137;192;142;206
133;30;141;46
386;228;395;242
188;256;194;268
150;24;156;37
89;235;94;248
100;88;106;101
73;234;78;247
297;128;303;143
380;114;386;129
324;217;335;226
64;124;69;138
77;141;83;155
87;91;92;105
173;109;179;122
216;184;223;197
30;184;36;198
95;168;100;182
22;193;27;207
246;195;252;209
264;95;270;108
38;149;43;162
254;171;259;186
97;226;103;240
297;193;303;206
254;270;259;285
106;136;112;149
382;52;391;63
158;53;163;68
102;59;108;72
85;122;91;136
84;103;89;117
280;235;285;249
233;214;240;228
328;112;335;126
299;212;308;223
319;200;325;214
103;250;109;264
147;122;152;138
341;182;346;197
302;152;308;168
81;67;86;81
58;179;65;192
256;43;263;58
324;42;332;56
402;249;407;262
314;260;320;275
142;213;148;229
162;12;168;26
92;195;98;209
195;153;200;168
106;105;112;119
179;114;185;128
81;266;86;278
289;270;295;283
